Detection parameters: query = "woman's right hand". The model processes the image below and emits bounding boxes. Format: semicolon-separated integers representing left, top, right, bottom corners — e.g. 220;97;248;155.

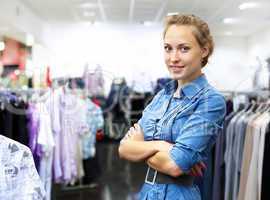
188;162;206;177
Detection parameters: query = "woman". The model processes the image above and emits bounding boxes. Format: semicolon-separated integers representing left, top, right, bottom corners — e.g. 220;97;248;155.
118;14;226;200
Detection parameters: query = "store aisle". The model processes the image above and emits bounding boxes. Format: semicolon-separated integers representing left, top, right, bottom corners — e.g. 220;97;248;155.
52;141;147;200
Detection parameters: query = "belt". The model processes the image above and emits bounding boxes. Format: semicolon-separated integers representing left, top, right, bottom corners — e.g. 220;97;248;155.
145;166;194;186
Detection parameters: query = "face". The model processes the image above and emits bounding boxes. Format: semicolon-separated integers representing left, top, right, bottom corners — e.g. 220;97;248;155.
164;25;209;85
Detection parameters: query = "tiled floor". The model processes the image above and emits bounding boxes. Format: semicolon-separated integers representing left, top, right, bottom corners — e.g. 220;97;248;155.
52;141;147;200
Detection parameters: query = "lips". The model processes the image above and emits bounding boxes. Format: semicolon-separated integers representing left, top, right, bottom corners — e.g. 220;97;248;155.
170;65;185;68
169;65;185;72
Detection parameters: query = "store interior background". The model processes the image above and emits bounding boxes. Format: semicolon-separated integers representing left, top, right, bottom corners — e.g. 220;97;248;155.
1;0;270;92
1;0;270;200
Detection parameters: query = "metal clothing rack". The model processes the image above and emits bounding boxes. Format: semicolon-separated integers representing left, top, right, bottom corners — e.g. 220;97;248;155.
0;88;49;103
220;90;270;99
0;88;48;95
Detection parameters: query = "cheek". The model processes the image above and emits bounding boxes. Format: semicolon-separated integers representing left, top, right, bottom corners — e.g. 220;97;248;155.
164;54;170;63
186;52;201;65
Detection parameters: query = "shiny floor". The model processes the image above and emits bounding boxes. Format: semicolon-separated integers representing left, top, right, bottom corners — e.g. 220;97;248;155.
52;141;147;200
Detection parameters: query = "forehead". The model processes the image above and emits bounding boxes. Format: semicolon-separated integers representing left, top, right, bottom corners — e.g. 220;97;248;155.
164;25;197;45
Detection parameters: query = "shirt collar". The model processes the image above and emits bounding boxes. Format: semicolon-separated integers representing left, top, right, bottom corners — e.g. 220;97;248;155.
164;74;209;99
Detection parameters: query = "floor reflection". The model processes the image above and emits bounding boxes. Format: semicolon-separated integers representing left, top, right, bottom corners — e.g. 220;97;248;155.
98;141;146;200
52;141;146;200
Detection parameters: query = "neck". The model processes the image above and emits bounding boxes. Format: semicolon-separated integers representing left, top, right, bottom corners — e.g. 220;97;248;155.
177;71;202;86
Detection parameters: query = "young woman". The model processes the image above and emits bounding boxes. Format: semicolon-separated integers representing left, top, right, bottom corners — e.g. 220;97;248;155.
119;14;226;200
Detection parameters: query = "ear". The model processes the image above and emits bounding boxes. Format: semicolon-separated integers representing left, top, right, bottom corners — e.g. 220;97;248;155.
201;46;209;58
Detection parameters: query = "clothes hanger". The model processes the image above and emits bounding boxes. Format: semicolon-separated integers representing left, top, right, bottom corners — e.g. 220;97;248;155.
262;100;270;113
253;101;265;113
245;100;257;114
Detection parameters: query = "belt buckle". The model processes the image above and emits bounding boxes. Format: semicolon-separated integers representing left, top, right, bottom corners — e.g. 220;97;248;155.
145;167;157;185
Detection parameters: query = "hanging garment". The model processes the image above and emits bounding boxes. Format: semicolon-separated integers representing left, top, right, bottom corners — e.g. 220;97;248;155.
82;98;104;159
244;112;270;200
27;103;42;170
212;99;234;200
105;79;130;139
45;88;62;182
36;102;55;200
0;135;45;200
83;65;105;97
224;109;260;200
261;126;270;199
212;111;236;200
0;97;29;146
238;113;261;200
258;114;270;200
58;92;89;184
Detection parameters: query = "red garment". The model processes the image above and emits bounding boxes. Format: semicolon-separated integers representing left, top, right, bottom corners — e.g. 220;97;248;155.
92;98;101;106
46;66;52;87
96;129;104;141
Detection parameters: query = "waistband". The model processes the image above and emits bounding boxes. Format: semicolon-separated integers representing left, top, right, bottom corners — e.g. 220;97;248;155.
145;166;194;186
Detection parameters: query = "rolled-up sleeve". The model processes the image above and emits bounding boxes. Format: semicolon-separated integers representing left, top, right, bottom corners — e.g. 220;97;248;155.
170;94;226;173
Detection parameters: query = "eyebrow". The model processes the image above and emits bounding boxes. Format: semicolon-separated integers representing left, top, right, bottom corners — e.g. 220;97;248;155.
164;43;190;46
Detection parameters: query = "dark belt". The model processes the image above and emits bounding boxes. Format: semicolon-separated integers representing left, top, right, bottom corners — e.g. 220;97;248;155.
145;166;194;186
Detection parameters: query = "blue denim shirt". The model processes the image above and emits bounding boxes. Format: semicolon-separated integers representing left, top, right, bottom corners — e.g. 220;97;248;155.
138;74;226;200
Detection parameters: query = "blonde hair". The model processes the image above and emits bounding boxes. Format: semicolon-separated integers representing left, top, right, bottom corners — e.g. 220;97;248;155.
163;14;214;67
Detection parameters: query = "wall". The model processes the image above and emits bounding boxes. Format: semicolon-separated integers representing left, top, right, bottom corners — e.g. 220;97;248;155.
43;23;250;92
1;2;264;93
43;23;167;93
0;0;46;44
205;36;253;91
0;0;251;92
246;27;270;91
247;27;270;62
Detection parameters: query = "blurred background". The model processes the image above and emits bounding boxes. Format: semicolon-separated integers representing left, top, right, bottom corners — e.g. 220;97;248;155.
0;0;270;200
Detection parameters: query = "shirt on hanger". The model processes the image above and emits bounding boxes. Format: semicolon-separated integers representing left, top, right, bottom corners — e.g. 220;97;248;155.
0;135;45;200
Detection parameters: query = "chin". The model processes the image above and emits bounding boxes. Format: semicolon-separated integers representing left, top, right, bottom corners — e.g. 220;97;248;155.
170;72;186;80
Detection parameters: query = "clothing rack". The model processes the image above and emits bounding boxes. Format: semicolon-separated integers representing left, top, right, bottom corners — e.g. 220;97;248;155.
0;88;48;95
220;90;270;100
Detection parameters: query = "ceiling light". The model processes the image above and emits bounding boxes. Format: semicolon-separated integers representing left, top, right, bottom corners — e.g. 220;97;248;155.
223;18;239;24
167;12;179;16
239;2;259;10
79;3;98;9
225;31;233;36
143;21;154;26
93;22;102;26
0;41;5;51
83;11;95;17
84;21;93;26
26;34;35;46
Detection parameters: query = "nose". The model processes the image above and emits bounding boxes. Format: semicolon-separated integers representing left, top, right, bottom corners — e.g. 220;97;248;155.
170;49;180;63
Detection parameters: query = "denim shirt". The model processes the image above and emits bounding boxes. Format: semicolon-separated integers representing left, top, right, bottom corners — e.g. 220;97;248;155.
138;74;226;200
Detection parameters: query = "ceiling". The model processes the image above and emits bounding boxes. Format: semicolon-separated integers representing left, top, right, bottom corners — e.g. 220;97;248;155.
10;0;270;36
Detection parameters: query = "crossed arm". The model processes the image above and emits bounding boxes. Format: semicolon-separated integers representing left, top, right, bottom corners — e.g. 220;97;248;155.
118;124;205;177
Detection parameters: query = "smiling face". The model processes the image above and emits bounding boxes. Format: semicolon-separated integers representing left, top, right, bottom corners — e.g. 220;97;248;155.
164;25;209;85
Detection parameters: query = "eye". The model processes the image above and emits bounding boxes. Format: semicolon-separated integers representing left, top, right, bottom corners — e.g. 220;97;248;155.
164;45;172;52
180;46;190;53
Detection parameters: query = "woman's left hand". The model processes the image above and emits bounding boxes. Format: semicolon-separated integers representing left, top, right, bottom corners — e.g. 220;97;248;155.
122;123;144;142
